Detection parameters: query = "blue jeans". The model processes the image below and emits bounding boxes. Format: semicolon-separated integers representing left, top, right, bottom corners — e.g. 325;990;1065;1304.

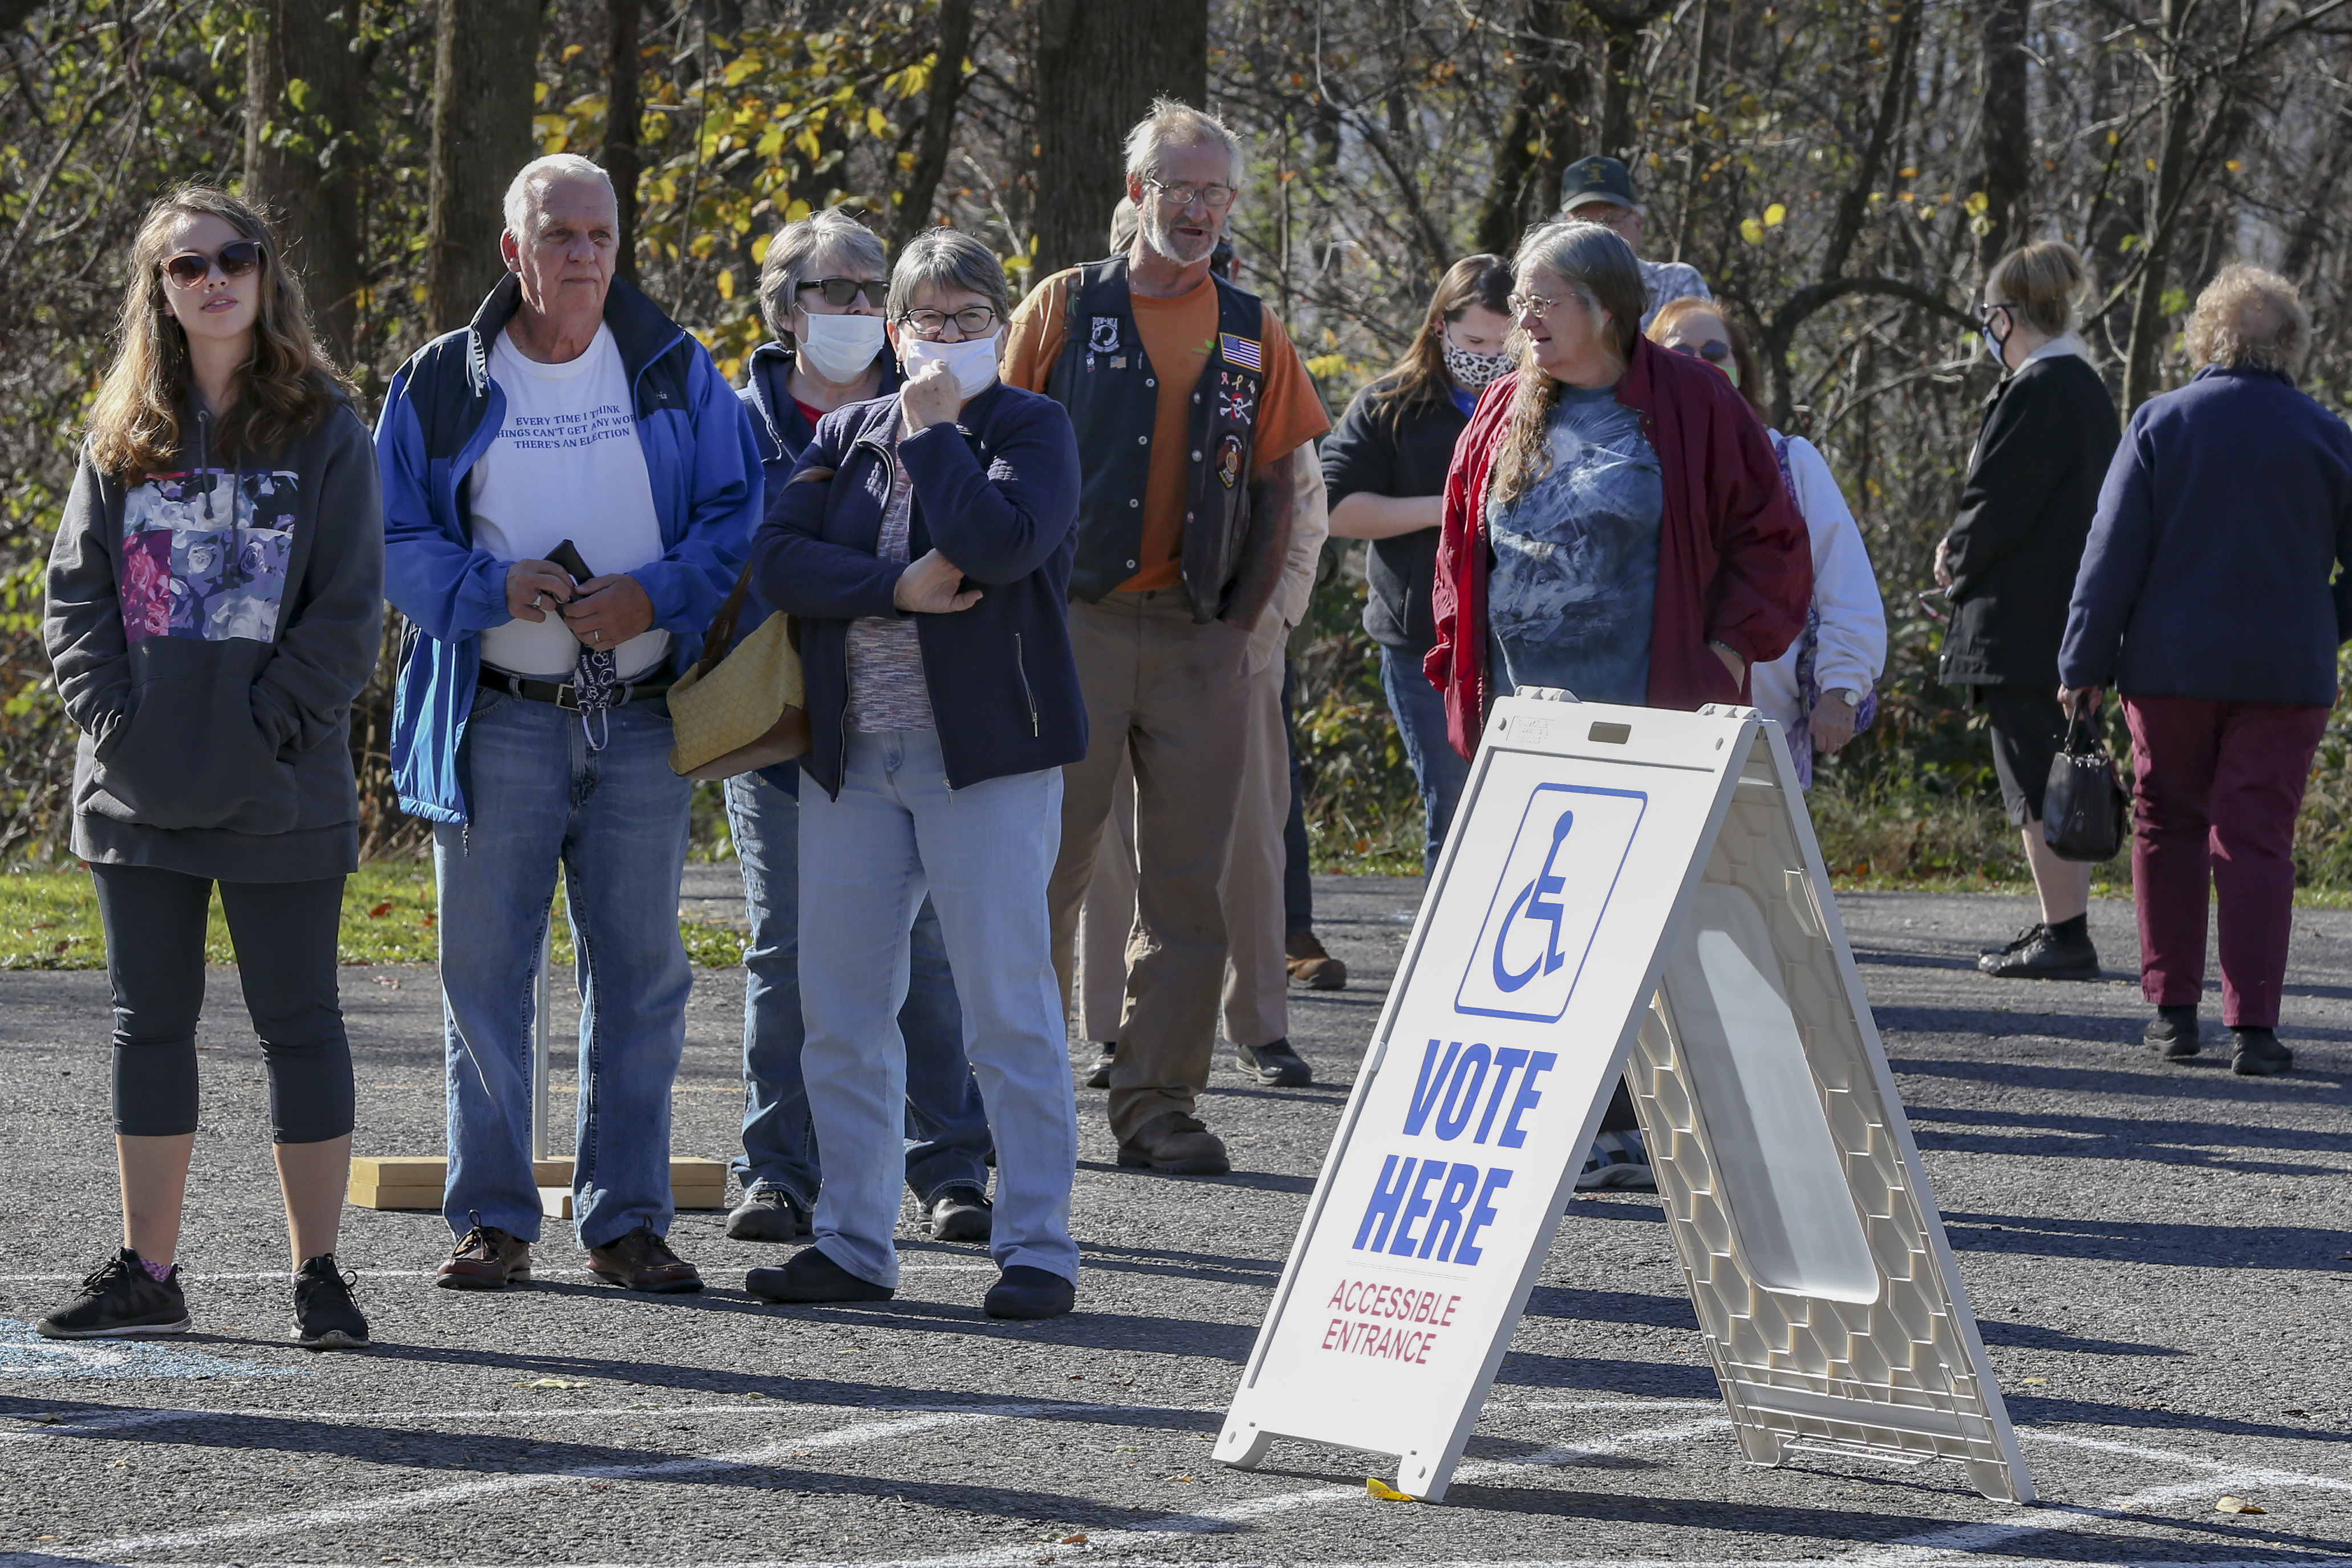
798;729;1078;1288
1380;643;1470;874
434;688;691;1249
723;770;991;1208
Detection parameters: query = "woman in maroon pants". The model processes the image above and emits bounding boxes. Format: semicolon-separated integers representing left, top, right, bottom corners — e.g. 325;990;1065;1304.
2059;265;2352;1076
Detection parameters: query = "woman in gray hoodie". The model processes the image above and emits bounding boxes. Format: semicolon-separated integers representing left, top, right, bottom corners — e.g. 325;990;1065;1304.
40;186;383;1349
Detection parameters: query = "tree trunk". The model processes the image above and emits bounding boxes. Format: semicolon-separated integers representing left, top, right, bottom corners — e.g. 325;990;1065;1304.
890;0;976;249
2282;100;2352;283
243;0;367;367
1473;0;1578;257
605;0;642;283
1972;0;2030;273
2123;0;2196;411
426;0;544;335
1029;0;1208;281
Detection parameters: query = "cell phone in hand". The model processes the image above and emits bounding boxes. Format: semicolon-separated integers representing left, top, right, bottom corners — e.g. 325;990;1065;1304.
545;538;593;587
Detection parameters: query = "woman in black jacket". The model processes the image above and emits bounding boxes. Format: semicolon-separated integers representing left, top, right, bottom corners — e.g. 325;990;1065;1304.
1323;254;1514;871
1937;241;2121;980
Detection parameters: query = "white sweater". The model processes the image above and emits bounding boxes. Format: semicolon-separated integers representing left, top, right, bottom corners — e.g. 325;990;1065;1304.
1749;432;1887;735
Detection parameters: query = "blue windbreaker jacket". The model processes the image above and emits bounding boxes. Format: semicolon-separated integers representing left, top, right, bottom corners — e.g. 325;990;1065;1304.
377;275;763;822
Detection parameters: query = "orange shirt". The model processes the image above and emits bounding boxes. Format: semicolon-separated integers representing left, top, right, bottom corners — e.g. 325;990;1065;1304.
1003;267;1330;592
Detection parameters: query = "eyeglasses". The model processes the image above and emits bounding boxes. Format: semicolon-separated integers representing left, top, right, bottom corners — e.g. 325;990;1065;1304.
1667;339;1733;364
1976;301;2019;326
1506;291;1567;320
1143;176;1237;211
797;277;885;309
161;240;265;289
898;306;1000;339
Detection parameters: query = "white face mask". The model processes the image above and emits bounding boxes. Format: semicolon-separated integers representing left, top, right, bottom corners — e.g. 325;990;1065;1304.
900;330;1001;399
794;311;886;383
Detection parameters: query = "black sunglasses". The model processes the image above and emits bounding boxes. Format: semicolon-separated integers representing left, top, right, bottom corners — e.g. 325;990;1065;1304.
162;240;265;289
796;277;884;309
1668;339;1732;364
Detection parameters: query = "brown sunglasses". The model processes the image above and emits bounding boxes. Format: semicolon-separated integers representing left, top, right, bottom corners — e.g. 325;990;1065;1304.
162;240;265;289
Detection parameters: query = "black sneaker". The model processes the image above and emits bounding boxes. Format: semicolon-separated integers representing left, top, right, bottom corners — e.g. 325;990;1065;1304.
725;1185;810;1242
2146;1006;2200;1059
2231;1027;2293;1077
924;1186;993;1242
1980;921;2045;958
292;1254;371;1350
37;1249;190;1339
1234;1038;1312;1087
1978;923;2099;980
1085;1042;1116;1090
984;1264;1075;1320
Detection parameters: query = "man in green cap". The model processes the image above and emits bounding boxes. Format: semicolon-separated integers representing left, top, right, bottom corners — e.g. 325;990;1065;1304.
1559;155;1712;330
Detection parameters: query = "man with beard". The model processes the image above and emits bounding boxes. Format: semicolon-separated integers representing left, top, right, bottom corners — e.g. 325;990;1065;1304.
1001;99;1329;1176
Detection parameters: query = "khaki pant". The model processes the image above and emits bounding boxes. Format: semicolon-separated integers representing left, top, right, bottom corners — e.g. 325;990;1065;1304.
1078;648;1290;1050
1051;591;1252;1141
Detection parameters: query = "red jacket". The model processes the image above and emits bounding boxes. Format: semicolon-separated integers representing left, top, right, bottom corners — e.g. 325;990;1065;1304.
1425;336;1812;758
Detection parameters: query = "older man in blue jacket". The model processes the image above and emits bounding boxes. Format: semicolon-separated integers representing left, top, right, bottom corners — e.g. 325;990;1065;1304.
377;154;761;1295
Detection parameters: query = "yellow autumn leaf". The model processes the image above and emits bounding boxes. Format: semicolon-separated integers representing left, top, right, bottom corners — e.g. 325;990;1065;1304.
785;198;812;224
750;233;772;264
1366;1477;1413;1501
1739;217;1765;245
716;269;735;302
1763;202;1786;228
866;107;889;137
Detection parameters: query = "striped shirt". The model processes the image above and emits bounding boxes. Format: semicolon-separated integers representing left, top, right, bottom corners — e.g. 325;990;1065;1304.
845;430;938;732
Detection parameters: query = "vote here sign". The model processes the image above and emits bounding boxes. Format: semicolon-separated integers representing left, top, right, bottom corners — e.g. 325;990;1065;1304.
1216;697;1750;1500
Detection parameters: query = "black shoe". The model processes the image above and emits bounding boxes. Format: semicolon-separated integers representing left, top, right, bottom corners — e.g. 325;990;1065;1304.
984;1264;1075;1320
1234;1038;1312;1087
2146;1006;2201;1059
1980;921;2045;958
725;1185;810;1242
36;1249;190;1339
924;1186;993;1242
745;1245;894;1303
2231;1027;2293;1076
1978;923;2099;980
292;1254;370;1350
1084;1042;1116;1090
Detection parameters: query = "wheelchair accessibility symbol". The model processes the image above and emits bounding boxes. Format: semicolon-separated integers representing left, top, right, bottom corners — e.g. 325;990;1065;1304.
1454;782;1647;1023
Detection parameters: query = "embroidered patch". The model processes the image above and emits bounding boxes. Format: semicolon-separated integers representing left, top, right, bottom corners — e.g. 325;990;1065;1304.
1089;316;1121;354
1216;433;1245;490
1218;384;1256;426
1109;355;1128;369
1219;332;1263;371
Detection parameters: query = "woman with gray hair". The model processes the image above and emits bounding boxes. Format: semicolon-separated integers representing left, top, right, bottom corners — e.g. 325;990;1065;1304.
747;228;1088;1317
1427;218;1809;1191
2059;264;2352;1077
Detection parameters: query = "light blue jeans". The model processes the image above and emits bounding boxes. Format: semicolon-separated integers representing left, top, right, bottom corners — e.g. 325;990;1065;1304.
798;729;1078;1288
1380;643;1470;874
435;688;692;1249
723;770;991;1208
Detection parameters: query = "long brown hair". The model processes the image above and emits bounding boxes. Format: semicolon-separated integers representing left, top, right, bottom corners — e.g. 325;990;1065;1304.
1369;254;1512;422
1487;221;1645;508
84;185;355;478
1647;296;1765;421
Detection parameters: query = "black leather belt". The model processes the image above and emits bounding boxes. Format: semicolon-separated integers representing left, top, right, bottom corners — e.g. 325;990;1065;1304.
478;667;674;711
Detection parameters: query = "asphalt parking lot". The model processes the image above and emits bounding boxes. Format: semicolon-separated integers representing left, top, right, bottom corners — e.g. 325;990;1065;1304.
0;872;2346;1567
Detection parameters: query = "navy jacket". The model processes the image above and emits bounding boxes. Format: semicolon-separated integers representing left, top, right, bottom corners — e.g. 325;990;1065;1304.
735;339;901;794
2061;365;2352;706
752;381;1086;795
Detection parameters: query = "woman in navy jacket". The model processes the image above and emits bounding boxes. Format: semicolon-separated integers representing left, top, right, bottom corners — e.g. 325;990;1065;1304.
2060;266;2352;1077
745;229;1086;1320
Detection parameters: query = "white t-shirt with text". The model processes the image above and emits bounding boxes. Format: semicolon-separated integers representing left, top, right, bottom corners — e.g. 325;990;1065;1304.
471;323;669;680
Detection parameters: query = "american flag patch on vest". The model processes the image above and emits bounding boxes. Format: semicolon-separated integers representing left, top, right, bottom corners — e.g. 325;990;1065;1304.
1219;333;1263;371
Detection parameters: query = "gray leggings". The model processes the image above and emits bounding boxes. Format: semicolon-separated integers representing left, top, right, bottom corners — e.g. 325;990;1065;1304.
89;864;354;1144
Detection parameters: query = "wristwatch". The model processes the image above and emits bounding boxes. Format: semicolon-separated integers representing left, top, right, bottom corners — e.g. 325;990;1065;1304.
1827;688;1861;708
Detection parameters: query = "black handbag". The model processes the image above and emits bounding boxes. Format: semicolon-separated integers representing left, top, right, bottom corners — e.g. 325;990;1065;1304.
2043;708;2128;862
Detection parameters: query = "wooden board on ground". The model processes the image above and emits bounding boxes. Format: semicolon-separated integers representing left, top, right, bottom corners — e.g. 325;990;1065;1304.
348;1156;729;1212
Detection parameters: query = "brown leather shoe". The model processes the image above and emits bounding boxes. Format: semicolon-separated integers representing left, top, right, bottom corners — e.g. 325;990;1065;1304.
584;1225;703;1293
1116;1111;1231;1176
435;1217;532;1290
1286;930;1348;990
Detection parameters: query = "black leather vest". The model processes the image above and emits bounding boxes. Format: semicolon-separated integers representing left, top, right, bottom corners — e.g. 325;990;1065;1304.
1048;258;1266;620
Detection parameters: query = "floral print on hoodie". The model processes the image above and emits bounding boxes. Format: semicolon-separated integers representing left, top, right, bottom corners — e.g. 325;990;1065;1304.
118;468;298;645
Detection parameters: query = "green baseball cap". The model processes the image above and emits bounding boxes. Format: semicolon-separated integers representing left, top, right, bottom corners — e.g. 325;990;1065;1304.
1560;156;1641;216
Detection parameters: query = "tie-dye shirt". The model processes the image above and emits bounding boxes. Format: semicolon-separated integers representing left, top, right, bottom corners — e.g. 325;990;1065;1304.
117;466;299;645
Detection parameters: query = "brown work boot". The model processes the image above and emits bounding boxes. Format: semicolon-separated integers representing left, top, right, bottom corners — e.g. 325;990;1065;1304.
1116;1111;1231;1176
1286;930;1348;990
435;1215;532;1291
585;1225;703;1293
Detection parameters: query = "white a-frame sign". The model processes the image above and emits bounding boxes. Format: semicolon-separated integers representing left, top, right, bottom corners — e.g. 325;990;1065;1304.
1217;694;2030;1505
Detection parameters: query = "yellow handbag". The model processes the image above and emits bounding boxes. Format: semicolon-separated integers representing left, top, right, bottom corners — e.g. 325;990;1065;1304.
666;559;810;782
